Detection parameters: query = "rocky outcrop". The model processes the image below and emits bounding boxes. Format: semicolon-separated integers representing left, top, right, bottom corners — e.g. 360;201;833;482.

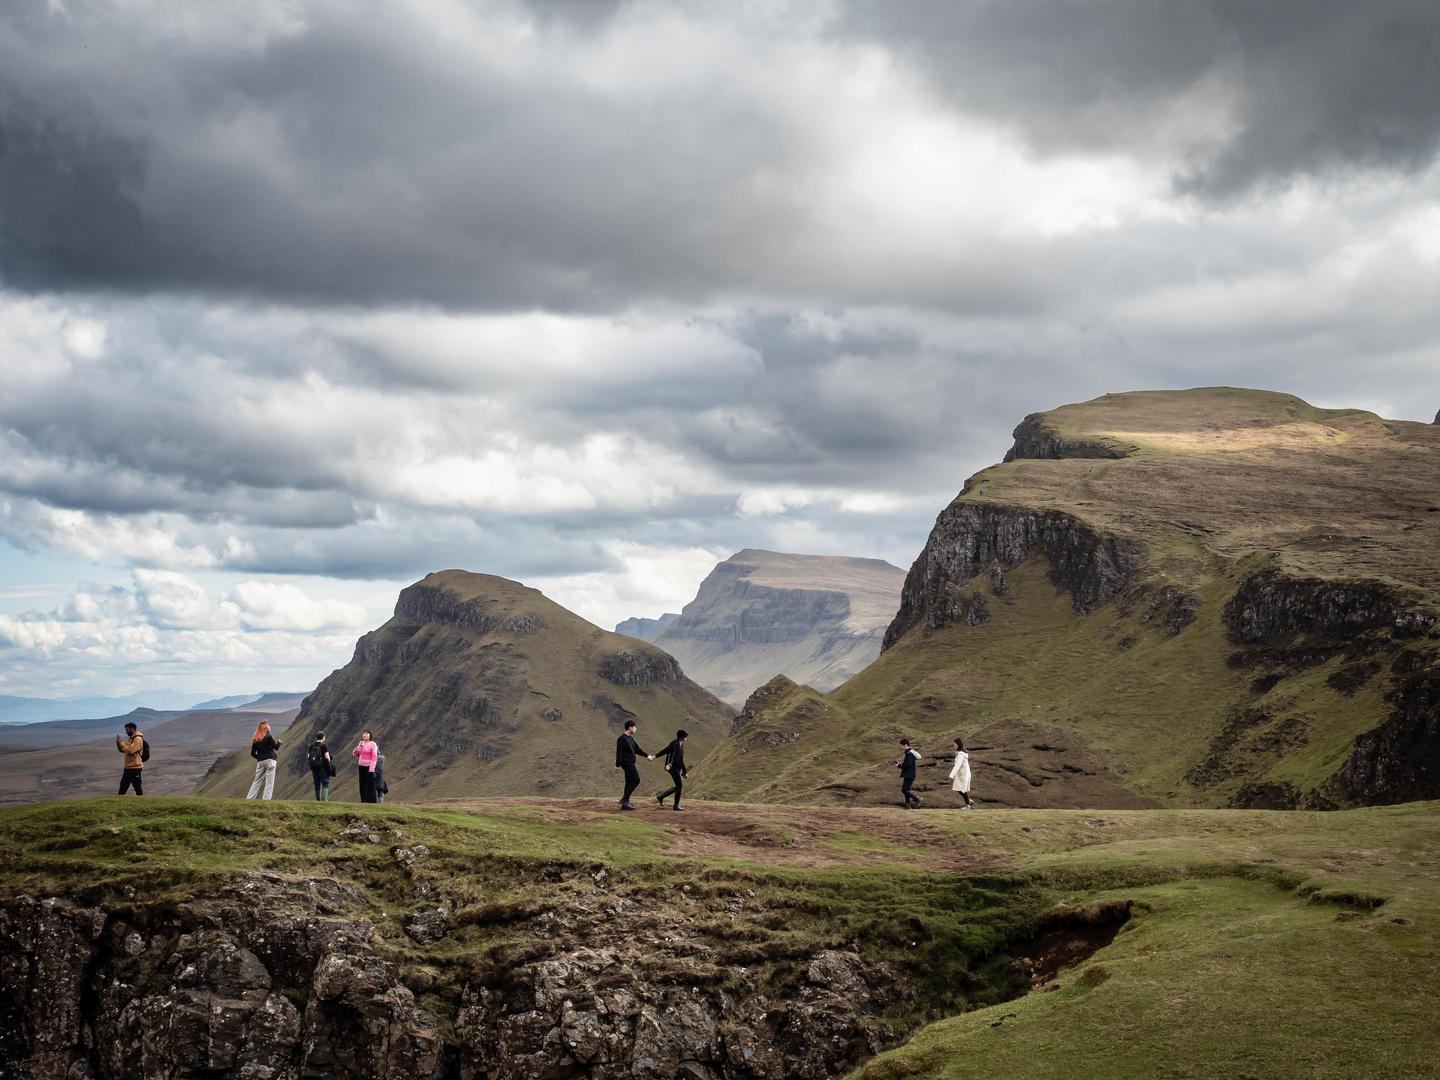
0;872;440;1080
595;649;683;686
391;583;544;639
0;871;964;1080
456;945;902;1080
1344;662;1440;804
884;502;1141;649
1222;569;1429;644
1002;414;1130;462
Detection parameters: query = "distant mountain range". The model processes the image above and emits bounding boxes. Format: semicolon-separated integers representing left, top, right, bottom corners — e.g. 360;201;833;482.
614;613;679;638
0;691;307;726
642;549;906;706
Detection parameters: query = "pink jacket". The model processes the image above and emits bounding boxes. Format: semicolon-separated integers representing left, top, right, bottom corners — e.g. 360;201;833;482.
353;740;378;768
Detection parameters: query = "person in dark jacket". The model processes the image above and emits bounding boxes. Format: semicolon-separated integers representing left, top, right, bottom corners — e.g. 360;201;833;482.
116;721;145;796
374;754;389;804
893;738;922;808
306;731;333;801
613;720;654;810
247;721;281;800
654;728;690;810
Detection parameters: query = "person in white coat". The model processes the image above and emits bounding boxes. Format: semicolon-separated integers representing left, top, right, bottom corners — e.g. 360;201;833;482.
949;737;973;808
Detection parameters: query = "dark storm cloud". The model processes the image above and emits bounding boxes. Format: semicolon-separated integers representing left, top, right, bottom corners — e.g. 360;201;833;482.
1;0;1436;308
842;0;1440;194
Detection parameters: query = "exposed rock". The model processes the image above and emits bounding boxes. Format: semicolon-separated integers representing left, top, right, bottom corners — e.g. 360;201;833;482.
1223;568;1422;644
1344;664;1440;804
405;907;450;945
884;502;1141;648
595;649;682;686
1003;414;1131;461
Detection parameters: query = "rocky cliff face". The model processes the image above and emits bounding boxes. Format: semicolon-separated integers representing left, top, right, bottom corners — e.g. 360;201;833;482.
194;571;733;803
0;872;438;1080
1220;566;1440;807
0;841;1105;1080
883;502;1141;650
1002;414;1132;462
650;551;906;706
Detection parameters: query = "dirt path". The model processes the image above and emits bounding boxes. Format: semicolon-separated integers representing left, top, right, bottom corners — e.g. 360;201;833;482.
429;797;1008;874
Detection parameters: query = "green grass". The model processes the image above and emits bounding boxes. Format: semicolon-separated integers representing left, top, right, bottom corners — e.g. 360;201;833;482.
4;795;1438;1077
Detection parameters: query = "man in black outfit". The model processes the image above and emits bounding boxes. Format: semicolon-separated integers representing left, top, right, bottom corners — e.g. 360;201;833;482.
654;728;689;810
894;737;922;808
613;720;653;810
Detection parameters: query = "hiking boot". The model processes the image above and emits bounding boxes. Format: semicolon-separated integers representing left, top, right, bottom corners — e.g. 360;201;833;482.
620;801;635;810
656;792;666;805
672;805;685;811
913;795;923;806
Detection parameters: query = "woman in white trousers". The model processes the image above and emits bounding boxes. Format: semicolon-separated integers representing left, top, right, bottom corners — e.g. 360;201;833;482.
247;720;281;800
949;737;973;808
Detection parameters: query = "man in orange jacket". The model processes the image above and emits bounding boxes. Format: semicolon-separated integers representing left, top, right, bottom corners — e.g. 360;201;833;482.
116;721;144;796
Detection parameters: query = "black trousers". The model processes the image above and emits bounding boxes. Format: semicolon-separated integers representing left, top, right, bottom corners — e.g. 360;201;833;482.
656;772;683;807
119;768;143;796
621;764;641;804
358;766;377;803
901;776;917;803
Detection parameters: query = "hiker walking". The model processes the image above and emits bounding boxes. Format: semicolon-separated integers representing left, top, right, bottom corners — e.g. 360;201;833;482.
654;728;690;811
374;754;389;804
894;738;923;808
247;721;281;800
306;731;334;801
613;720;653;810
353;730;379;803
116;721;145;796
949;737;974;808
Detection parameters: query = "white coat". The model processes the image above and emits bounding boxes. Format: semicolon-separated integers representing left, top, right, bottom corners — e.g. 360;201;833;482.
949;750;971;793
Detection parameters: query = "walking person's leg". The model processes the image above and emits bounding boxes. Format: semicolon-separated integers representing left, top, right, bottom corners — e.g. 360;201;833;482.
134;770;143;797
901;776;914;806
670;772;683;809
261;759;277;800
656;783;676;805
321;773;330;801
247;760;267;799
119;768;142;795
621;764;641;807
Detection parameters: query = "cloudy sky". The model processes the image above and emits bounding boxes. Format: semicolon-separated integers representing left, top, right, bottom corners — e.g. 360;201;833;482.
2;0;1439;701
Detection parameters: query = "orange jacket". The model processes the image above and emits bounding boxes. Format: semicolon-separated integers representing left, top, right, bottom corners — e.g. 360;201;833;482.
118;733;144;769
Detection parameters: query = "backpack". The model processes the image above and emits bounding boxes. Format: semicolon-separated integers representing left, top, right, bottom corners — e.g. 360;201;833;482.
140;739;151;763
306;743;328;771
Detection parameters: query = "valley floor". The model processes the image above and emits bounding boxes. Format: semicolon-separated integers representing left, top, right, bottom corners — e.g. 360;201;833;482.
1;796;1436;1079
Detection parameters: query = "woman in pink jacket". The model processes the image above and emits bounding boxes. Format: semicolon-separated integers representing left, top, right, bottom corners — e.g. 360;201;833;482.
353;730;379;803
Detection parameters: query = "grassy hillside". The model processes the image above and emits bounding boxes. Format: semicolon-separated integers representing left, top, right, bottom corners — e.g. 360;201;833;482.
691;389;1440;811
196;570;734;803
2;796;1436;1078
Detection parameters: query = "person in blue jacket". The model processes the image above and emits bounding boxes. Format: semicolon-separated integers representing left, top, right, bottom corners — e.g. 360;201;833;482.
894;738;922;808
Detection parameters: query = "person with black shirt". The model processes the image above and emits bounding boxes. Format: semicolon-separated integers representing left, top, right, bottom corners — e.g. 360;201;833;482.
893;737;922;808
247;720;281;800
654;728;690;810
306;731;333;801
613;720;653;810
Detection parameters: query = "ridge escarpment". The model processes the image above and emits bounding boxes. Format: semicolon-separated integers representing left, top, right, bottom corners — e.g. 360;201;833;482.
693;388;1440;812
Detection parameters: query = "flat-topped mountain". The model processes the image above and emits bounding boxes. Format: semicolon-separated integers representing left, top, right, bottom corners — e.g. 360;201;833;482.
615;613;678;639
197;570;734;801
691;389;1440;810
648;549;907;705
